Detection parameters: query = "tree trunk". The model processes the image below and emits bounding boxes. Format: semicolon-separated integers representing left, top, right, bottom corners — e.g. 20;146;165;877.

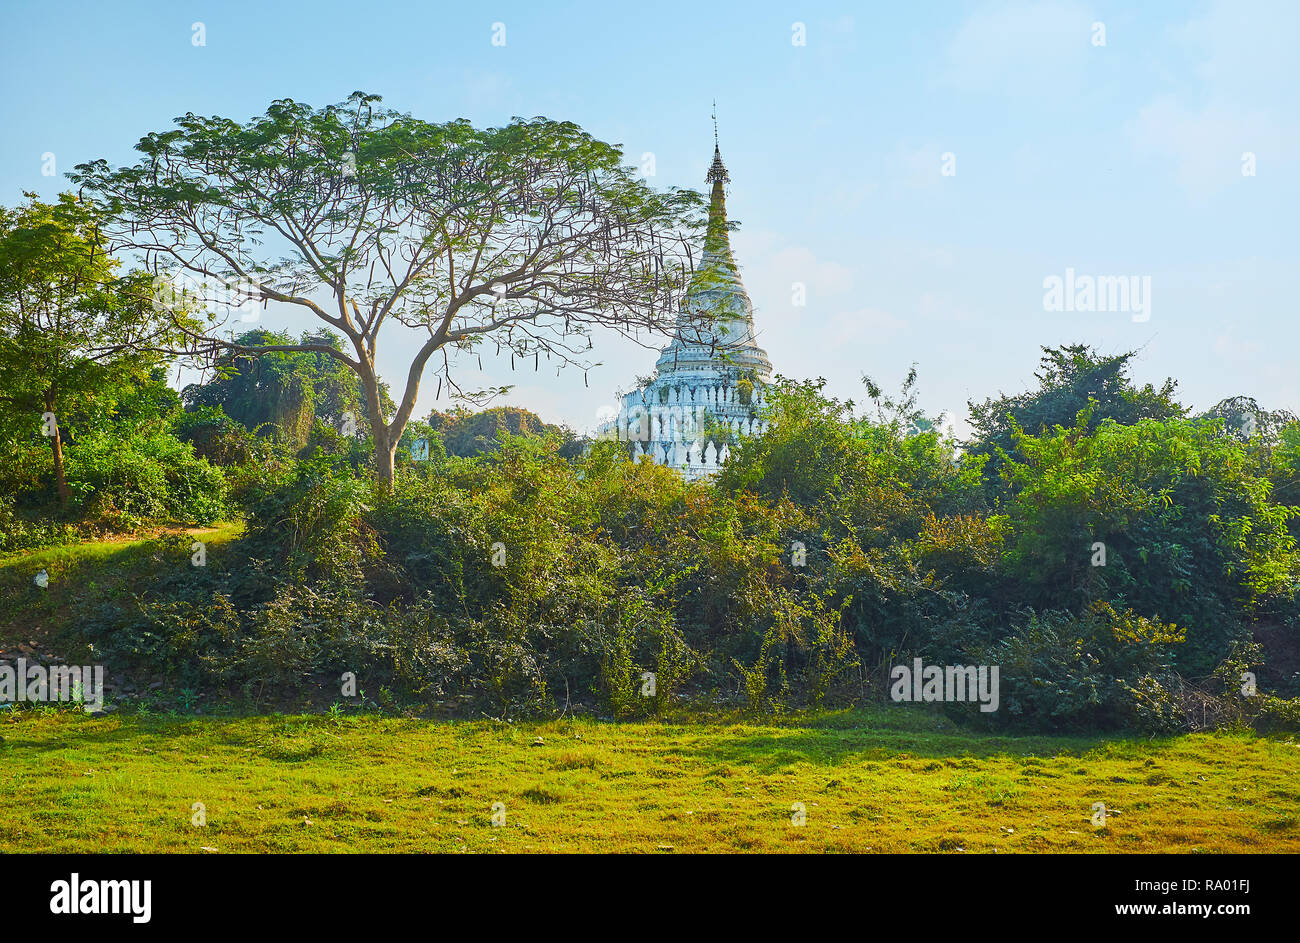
46;397;70;509
373;425;396;490
357;353;399;491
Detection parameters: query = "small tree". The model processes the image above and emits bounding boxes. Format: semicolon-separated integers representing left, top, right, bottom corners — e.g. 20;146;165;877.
965;344;1184;497
73;93;703;487
182;328;395;451
0;193;180;507
1198;395;1298;446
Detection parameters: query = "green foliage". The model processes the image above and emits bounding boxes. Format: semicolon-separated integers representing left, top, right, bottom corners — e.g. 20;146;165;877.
241;457;375;581
182;329;392;452
1266;422;1300;530
967;344;1184;498
999;414;1300;671
0;194;187;507
8;340;1298;734
975;603;1183;732
0;194;223;533
0;494;80;555
66;428;228;527
0;365;228;532
721;374;987;544
171;405;260;467
426;405;581;459
717;377;860;506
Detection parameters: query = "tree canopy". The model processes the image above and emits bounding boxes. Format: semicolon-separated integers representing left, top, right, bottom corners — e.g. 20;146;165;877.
182;329;394;450
71;93;704;486
966;344;1184;497
426;405;580;458
0;193;181;504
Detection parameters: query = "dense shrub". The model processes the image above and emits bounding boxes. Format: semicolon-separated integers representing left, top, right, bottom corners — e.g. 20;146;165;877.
240;456;375;582
974;604;1184;731
65;429;229;527
34;359;1300;732
171;405;260;467
999;414;1300;673
0;493;81;554
0;367;231;533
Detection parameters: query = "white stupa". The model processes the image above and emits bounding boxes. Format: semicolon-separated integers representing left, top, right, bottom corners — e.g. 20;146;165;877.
600;141;773;480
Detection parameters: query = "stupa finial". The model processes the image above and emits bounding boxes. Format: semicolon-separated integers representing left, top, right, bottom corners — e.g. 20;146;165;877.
705;102;729;185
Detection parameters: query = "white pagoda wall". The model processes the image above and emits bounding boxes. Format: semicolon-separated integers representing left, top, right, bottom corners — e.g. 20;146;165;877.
603;377;769;481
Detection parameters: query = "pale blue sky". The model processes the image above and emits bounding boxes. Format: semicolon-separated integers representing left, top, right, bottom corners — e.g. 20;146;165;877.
2;0;1295;434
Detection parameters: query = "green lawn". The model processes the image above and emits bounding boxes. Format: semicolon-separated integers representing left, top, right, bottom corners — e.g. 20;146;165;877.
3;531;1298;853
2;708;1298;853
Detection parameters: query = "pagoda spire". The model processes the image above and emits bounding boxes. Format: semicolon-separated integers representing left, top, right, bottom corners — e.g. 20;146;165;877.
707;101;728;182
703;108;735;266
651;126;772;388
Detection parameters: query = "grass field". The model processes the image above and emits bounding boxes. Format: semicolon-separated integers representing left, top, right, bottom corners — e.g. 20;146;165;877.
2;707;1298;853
3;531;1298;853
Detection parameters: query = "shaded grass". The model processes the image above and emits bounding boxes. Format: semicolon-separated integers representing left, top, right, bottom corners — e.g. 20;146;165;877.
2;707;1297;853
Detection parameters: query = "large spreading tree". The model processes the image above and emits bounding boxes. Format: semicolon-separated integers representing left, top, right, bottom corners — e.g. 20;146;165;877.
72;92;703;486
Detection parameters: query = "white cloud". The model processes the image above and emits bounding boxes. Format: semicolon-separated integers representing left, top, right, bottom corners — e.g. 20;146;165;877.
461;70;511;108
731;233;856;323
1127;95;1283;198
1176;0;1300;97
1128;0;1298;197
1213;330;1262;361
883;142;948;189
942;0;1094;96
917;291;976;324
828;177;877;210
825;306;906;346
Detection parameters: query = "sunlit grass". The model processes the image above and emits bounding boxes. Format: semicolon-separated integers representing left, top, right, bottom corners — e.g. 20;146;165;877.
2;708;1297;853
